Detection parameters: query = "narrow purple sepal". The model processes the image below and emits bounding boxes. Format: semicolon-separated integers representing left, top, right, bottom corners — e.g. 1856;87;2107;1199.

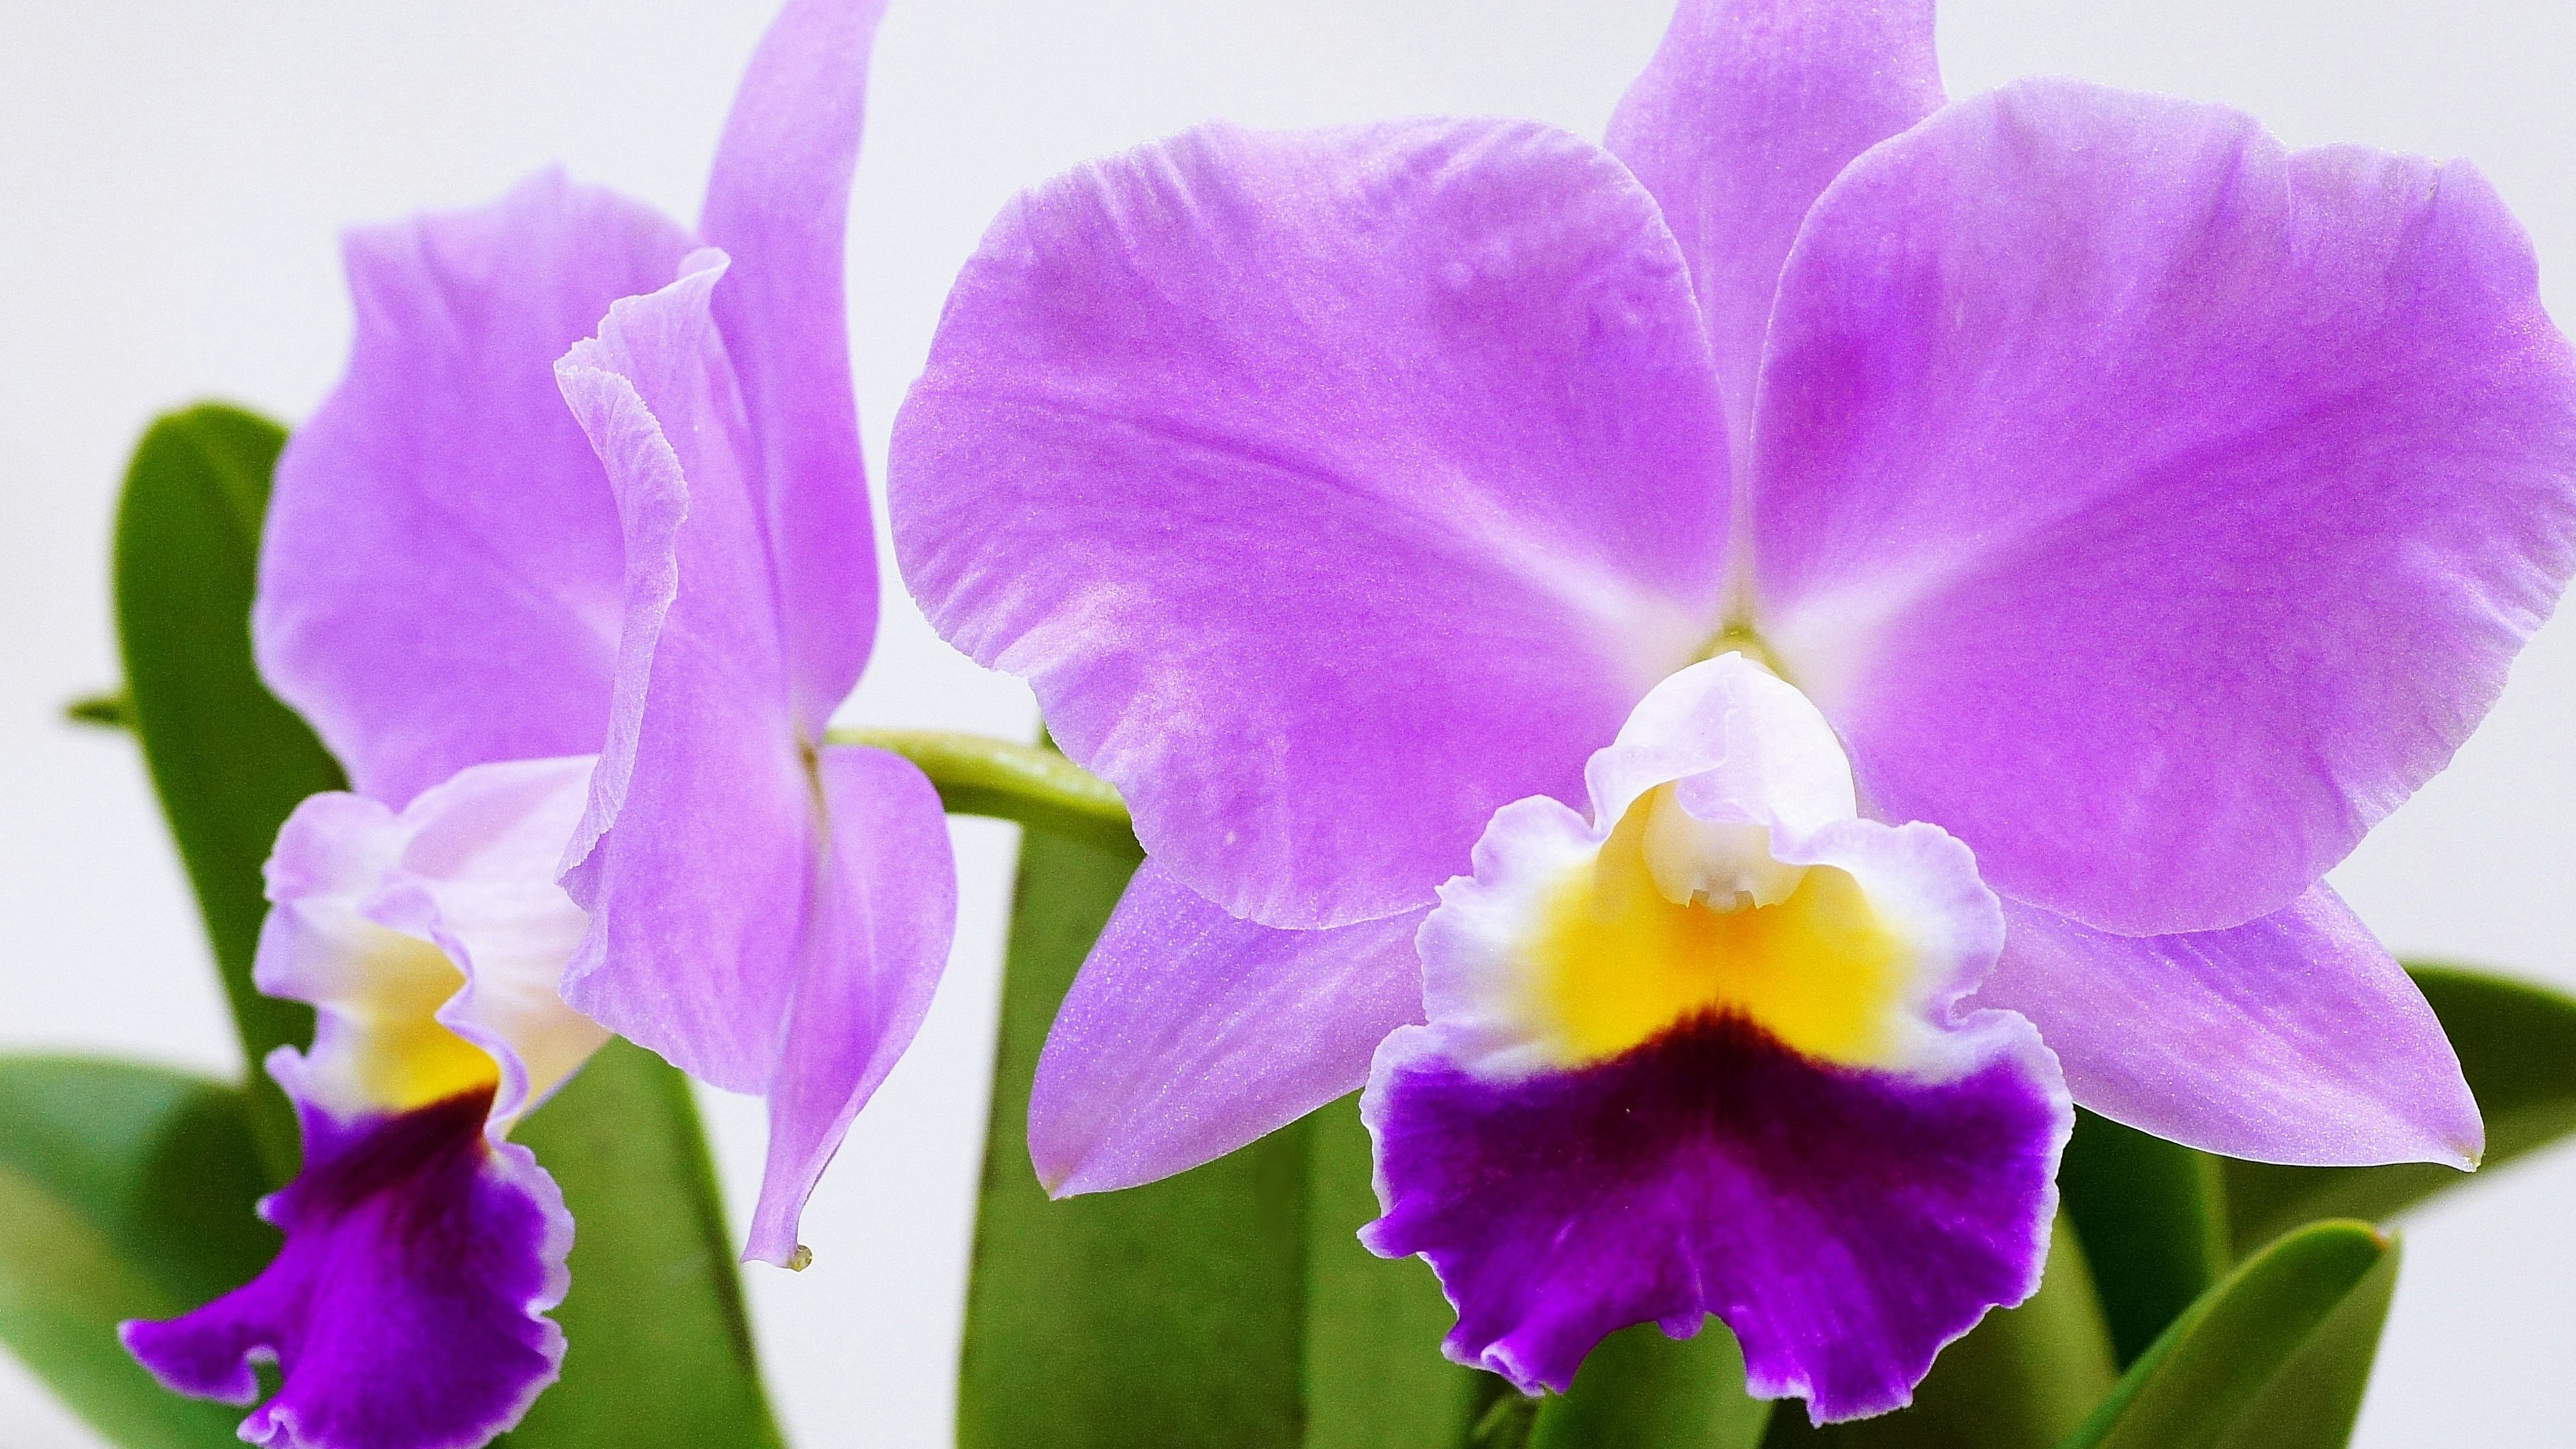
1030;861;1427;1197
1363;1014;2065;1423
1980;887;2483;1167
122;1085;570;1449
698;0;890;736
745;744;958;1267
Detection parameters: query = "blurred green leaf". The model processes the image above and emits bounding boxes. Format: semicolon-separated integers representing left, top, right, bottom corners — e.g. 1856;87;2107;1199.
501;1038;784;1448
2059;1221;2397;1449
2226;965;2576;1254
0;1057;276;1448
2060;1111;2229;1364
1534;1320;1770;1449
112;404;346;1184
1763;1216;2117;1449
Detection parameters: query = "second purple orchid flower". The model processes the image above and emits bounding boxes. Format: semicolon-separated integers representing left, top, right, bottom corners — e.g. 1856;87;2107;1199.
122;3;958;1446
889;0;2576;1425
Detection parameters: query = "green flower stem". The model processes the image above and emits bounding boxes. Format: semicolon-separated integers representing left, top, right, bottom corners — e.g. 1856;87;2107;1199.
826;727;1135;850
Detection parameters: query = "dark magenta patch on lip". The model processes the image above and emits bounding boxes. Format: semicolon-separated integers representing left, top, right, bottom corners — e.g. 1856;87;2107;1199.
1364;1009;2063;1422
123;1084;569;1449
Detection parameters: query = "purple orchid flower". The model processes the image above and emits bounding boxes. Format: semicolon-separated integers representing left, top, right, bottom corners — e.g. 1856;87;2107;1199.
123;1;954;1444
888;0;2576;1421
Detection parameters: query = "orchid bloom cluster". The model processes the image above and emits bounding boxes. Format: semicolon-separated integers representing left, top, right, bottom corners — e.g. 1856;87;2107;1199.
104;0;2576;1442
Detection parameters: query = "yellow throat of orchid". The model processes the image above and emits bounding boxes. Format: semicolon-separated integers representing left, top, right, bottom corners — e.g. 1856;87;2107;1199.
340;933;505;1112
1529;785;1914;1070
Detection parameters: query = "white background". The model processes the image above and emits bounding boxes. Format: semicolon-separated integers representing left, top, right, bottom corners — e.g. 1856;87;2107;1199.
5;1;2573;1442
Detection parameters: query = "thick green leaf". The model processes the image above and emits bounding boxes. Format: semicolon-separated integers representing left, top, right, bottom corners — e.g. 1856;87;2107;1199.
503;1039;784;1448
113;404;347;1183
0;1057;276;1448
959;821;1317;1447
2059;1221;2398;1449
1764;1216;2118;1449
2059;1110;2229;1364
1303;1093;1493;1449
1534;1320;1771;1449
2226;964;2576;1254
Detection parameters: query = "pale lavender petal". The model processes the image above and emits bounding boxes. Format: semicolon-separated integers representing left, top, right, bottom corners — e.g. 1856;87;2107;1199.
1606;0;1941;449
256;168;694;806
553;253;810;1094
890;118;1729;930
699;0;890;735
1979;887;2482;1168
1754;78;2576;935
1362;1013;2065;1422
746;744;957;1267
123;1087;570;1449
1028;861;1427;1197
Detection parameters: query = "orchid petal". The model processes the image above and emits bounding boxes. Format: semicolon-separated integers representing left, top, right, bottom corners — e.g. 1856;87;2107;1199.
699;0;890;735
552;252;810;1095
123;1089;571;1449
1753;78;2576;935
1980;887;2482;1168
1028;860;1427;1197
256;758;604;1134
890;117;1729;930
254;169;694;806
1607;0;1942;450
746;744;958;1267
1363;1014;2064;1422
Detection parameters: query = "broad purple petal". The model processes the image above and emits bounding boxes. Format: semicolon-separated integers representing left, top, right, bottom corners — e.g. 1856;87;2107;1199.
1606;0;1941;451
1979;888;2481;1168
1362;1014;2064;1422
123;1088;570;1449
699;0;889;735
256;168;694;806
747;744;958;1267
553;253;809;1094
889;118;1730;930
1029;861;1427;1197
1752;78;2576;935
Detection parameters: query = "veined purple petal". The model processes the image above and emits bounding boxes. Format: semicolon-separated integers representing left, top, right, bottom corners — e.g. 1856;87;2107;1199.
256;168;694;806
1979;888;2482;1168
889;117;1731;930
123;1087;571;1449
1362;1014;2064;1422
1752;78;2576;936
1029;861;1428;1197
747;744;958;1267
553;252;811;1095
1606;0;1941;454
700;0;890;736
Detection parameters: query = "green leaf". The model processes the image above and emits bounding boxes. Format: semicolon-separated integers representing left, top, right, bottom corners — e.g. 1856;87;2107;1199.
1763;1216;2118;1449
2226;964;2576;1254
959;820;1318;1446
1302;1093;1493;1449
2059;1221;2398;1449
2059;1110;2229;1364
1533;1320;1772;1449
501;1038;784;1448
959;812;1516;1448
0;1057;276;1448
113;404;347;1184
